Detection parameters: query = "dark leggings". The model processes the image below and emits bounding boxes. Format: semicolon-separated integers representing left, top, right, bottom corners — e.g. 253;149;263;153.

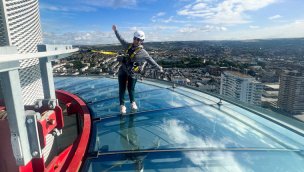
118;72;137;105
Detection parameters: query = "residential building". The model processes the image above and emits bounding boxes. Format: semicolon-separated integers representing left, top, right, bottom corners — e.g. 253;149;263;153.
220;71;263;106
278;72;304;114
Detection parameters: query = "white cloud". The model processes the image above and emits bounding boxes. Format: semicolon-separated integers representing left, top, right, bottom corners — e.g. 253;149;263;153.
249;25;260;29
178;24;227;33
198;19;304;40
177;0;277;25
179;27;199;33
156;12;166;17
152;16;192;24
152;12;167;22
83;0;137;8
244;20;304;39
42;0;138;9
42;20;304;45
192;2;207;10
153;25;179;30
295;20;304;24
40;3;96;12
43;31;116;45
268;14;282;20
43;25;174;44
129;26;139;31
219;26;227;31
164;20;304;41
161;16;174;23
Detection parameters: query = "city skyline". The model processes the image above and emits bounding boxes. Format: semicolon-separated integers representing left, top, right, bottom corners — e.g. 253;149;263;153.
40;0;304;45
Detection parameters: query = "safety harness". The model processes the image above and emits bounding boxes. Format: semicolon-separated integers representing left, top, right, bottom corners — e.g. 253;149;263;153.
124;44;143;73
125;44;143;59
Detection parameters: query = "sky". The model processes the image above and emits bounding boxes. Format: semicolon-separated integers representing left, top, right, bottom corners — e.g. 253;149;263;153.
39;0;304;45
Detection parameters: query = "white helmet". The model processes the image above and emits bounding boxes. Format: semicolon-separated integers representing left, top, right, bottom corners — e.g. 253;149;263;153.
134;30;145;41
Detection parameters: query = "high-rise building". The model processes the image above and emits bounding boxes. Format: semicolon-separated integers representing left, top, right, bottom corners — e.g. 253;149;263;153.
278;72;304;114
220;71;263;106
0;0;42;53
0;0;44;105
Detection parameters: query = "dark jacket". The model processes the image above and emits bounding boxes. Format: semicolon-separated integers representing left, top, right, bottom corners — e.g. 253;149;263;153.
114;30;162;77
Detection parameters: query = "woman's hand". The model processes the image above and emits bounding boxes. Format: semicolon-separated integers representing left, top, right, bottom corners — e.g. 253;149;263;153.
112;25;117;32
159;66;164;73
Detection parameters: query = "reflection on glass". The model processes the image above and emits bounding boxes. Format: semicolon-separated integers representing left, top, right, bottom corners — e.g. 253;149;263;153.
80;83;159;103
54;77;69;83
84;150;304;172
64;79;117;93
90;105;301;155
212;104;304;149
89;88;201;118
120;115;139;151
55;77;93;89
119;115;145;172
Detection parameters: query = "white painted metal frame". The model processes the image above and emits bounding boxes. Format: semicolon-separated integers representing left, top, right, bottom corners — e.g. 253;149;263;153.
0;46;78;165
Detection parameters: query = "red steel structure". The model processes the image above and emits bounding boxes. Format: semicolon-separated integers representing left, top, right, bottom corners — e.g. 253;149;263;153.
0;90;91;172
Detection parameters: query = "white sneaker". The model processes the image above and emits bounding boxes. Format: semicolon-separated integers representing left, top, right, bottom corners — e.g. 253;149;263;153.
120;105;126;114
131;102;138;111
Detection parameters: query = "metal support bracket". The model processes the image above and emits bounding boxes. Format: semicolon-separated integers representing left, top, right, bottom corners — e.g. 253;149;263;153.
25;110;42;158
10;133;24;164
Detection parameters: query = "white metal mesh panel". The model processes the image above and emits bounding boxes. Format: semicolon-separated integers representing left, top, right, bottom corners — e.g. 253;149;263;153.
4;0;43;54
0;4;8;46
42;133;55;163
19;59;44;105
1;0;44;105
20;58;39;68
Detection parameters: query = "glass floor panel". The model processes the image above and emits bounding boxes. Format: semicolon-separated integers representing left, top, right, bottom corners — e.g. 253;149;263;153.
54;77;304;172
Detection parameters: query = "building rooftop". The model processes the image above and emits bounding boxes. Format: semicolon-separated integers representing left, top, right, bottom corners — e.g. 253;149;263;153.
223;71;254;79
54;77;304;172
265;84;280;90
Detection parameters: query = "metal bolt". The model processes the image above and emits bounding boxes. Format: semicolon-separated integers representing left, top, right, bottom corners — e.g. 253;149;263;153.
49;104;54;109
27;118;33;124
32;151;38;157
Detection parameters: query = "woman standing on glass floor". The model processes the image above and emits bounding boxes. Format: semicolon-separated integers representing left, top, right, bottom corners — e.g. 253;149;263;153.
112;25;163;115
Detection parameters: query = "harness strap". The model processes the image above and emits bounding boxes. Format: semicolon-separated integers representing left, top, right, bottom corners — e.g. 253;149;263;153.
125;44;143;59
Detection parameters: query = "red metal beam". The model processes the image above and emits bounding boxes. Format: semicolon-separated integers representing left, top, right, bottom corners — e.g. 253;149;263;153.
54;90;91;172
1;90;91;172
46;145;72;172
